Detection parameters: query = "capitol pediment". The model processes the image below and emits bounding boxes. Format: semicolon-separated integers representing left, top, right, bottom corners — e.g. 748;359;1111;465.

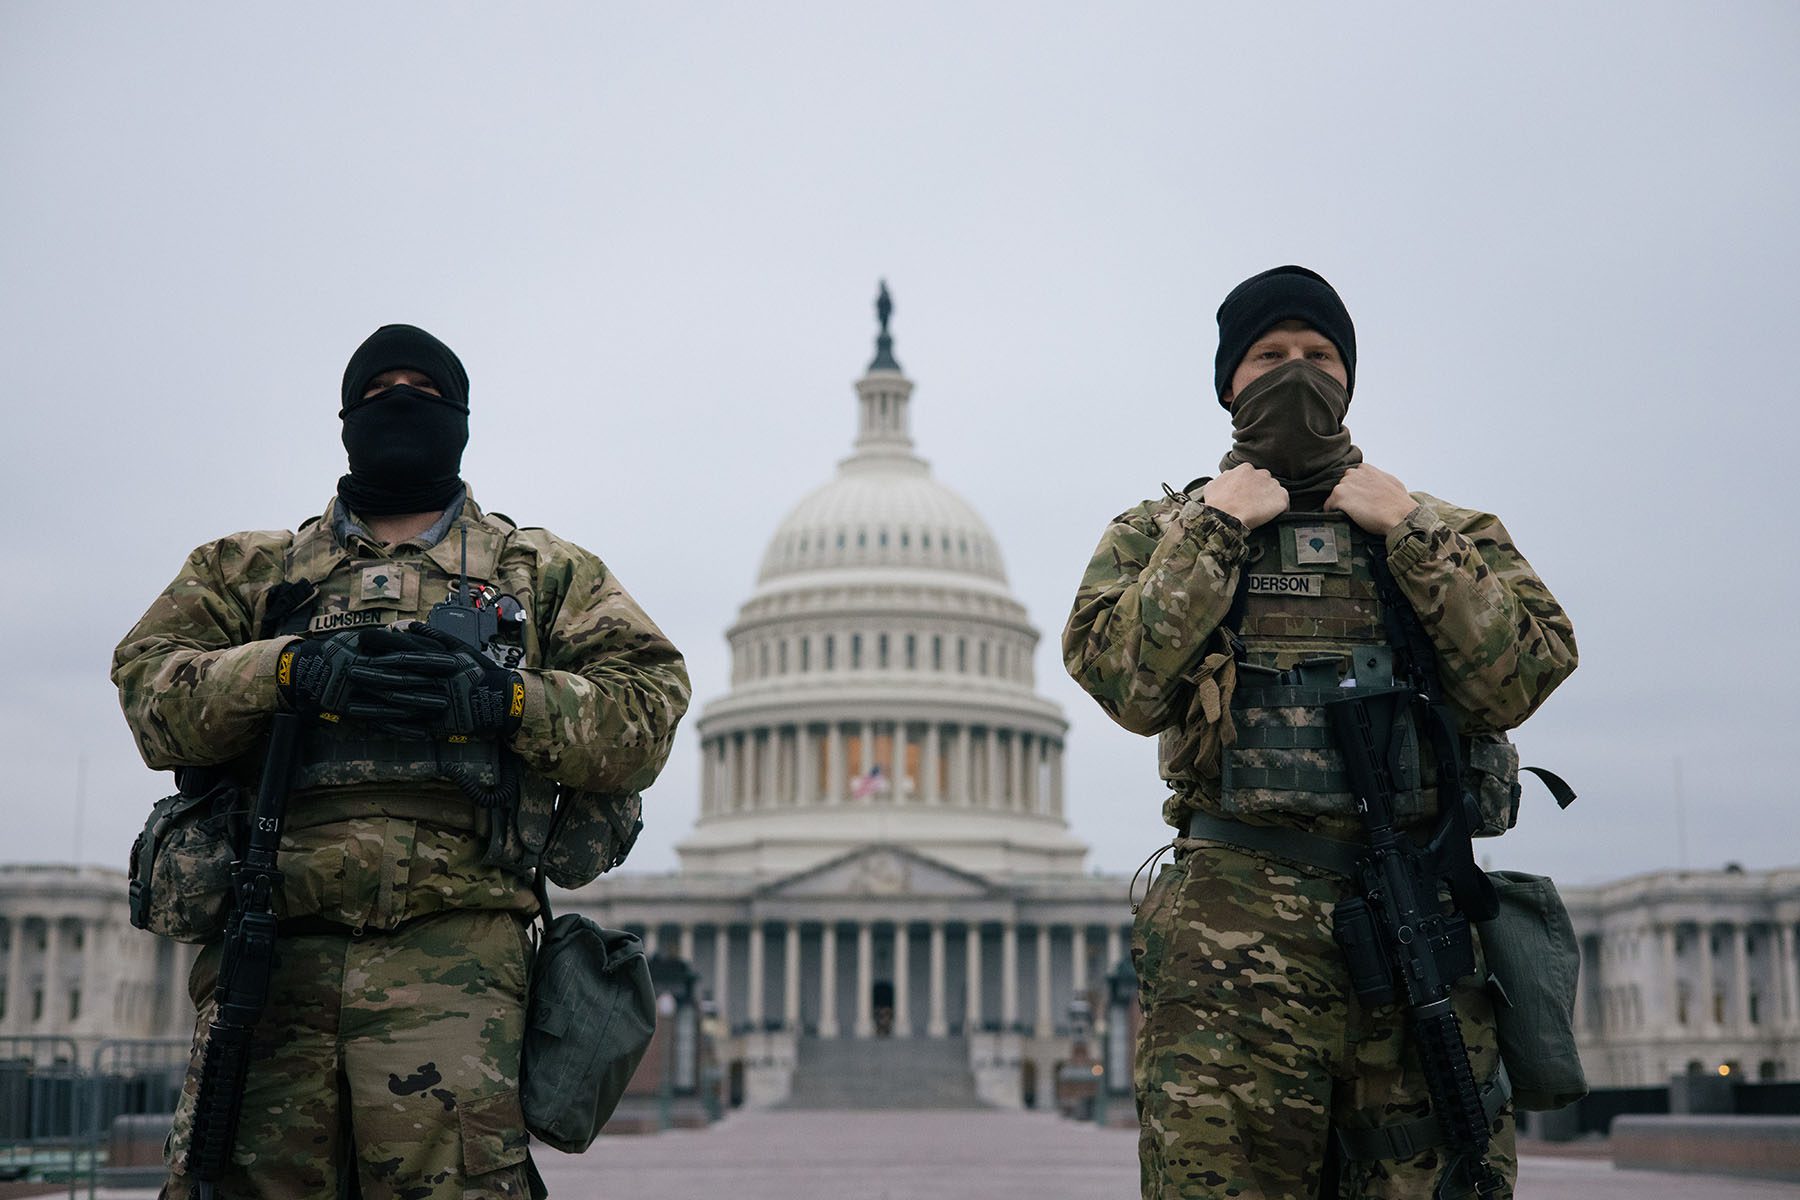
757;844;996;900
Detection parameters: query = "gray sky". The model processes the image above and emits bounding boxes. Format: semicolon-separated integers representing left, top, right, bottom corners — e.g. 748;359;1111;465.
2;3;1795;888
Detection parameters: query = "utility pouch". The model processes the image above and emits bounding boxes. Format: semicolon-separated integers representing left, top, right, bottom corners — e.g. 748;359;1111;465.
520;881;655;1153
541;789;644;887
1331;896;1394;1006
1465;734;1521;837
127;774;242;943
1476;870;1587;1110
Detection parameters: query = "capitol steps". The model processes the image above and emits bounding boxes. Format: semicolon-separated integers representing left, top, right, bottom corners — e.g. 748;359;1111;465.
782;1035;985;1109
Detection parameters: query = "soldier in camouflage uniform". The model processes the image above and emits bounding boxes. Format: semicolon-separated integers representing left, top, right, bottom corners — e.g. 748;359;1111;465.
1063;267;1576;1199
112;324;690;1199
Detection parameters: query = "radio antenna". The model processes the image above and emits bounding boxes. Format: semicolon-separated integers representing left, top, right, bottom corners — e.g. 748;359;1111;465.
459;524;470;605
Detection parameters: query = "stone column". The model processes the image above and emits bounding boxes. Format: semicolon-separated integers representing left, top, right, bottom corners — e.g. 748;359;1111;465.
1106;924;1124;973
1072;926;1089;999
1698;925;1717;1030
761;731;778;811
986;728;1002;809
859;721;874;799
1001;922;1019;1031
927;922;948;1037
642;925;660;956
797;726;816;806
1035;925;1054;1038
819;924;840;1038
1659;925;1679;1028
747;923;765;1031
40;919;62;1028
965;923;984;1033
712;925;730;1030
1050;743;1065;816
730;737;745;813
827;723;845;805
923;724;941;805
4;917;27;1033
701;741;716;815
1779;923;1798;1030
1037;737;1050;813
956;725;973;805
1732;924;1752;1029
855;922;875;1037
784;923;802;1031
1010;735;1025;812
894;721;910;802
893;923;911;1037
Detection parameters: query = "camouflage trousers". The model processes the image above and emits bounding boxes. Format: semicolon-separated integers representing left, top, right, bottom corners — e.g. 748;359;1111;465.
164;909;539;1200
1132;842;1515;1200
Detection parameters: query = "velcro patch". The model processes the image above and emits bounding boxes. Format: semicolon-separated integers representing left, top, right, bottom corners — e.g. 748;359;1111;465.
1248;573;1326;597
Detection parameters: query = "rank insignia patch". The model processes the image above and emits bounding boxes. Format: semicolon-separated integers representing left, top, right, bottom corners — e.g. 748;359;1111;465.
1293;525;1339;565
360;566;405;602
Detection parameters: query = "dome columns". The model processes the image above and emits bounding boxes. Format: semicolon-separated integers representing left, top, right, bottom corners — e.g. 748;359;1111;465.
698;718;1066;818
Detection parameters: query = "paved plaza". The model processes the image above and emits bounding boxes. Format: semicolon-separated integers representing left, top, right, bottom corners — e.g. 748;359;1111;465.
86;1109;1800;1200
533;1110;1800;1200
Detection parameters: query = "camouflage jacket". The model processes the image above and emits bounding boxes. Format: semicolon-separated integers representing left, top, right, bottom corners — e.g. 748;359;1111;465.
1062;486;1576;831
112;490;691;929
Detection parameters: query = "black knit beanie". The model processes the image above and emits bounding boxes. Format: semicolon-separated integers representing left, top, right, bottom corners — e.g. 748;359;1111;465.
340;324;470;415
1213;266;1356;407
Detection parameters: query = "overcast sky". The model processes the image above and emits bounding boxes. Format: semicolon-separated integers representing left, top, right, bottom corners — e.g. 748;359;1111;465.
2;3;1795;889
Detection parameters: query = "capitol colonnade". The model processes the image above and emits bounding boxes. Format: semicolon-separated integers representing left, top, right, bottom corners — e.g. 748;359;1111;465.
617;913;1132;1040
0;864;198;1055
1564;867;1800;1086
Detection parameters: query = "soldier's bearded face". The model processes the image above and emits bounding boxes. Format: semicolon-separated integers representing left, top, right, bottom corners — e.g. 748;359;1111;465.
1224;321;1348;406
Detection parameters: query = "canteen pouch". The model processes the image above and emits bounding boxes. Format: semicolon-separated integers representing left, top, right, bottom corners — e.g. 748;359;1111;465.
520;885;655;1153
1476;870;1588;1110
127;773;242;944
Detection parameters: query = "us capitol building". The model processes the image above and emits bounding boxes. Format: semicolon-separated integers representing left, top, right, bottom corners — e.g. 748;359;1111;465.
562;288;1129;1106
2;288;1797;1105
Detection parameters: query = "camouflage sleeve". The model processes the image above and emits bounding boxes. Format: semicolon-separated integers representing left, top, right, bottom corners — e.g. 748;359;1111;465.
1062;494;1249;735
1386;496;1578;732
509;539;691;794
110;536;293;770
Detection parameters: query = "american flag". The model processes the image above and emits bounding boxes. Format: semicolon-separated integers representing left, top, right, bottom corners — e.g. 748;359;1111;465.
850;763;886;800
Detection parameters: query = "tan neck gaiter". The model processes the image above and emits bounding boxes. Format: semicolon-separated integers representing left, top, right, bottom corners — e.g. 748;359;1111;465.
1218;359;1362;508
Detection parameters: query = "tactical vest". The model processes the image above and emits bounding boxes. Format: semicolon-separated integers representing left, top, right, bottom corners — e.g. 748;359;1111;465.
1208;511;1436;825
256;505;637;884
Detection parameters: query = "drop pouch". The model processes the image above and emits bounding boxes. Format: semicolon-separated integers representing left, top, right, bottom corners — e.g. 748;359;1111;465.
520;877;656;1153
1477;870;1588;1110
127;771;242;944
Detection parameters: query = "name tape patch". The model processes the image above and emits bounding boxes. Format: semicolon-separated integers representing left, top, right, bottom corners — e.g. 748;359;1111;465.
308;608;388;633
1247;573;1326;597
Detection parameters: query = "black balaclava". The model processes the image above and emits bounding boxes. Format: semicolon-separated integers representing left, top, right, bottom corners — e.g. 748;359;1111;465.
1213;265;1357;408
337;324;470;517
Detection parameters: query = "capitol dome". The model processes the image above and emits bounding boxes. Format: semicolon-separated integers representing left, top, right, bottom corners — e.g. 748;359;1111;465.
678;286;1083;879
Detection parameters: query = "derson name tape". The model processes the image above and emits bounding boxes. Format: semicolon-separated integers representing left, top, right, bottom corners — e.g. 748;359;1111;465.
1247;573;1326;597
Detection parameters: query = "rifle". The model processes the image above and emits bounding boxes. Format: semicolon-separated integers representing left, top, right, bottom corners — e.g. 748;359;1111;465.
1323;685;1502;1198
186;710;302;1198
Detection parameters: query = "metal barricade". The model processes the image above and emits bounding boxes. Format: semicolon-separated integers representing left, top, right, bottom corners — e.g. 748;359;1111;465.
0;1035;82;1188
84;1037;190;1197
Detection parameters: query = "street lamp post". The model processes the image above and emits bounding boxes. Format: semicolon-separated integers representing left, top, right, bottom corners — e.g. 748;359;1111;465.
1097;958;1136;1126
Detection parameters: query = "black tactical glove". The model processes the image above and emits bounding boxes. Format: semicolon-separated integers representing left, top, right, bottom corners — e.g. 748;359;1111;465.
391;624;526;740
276;630;450;726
